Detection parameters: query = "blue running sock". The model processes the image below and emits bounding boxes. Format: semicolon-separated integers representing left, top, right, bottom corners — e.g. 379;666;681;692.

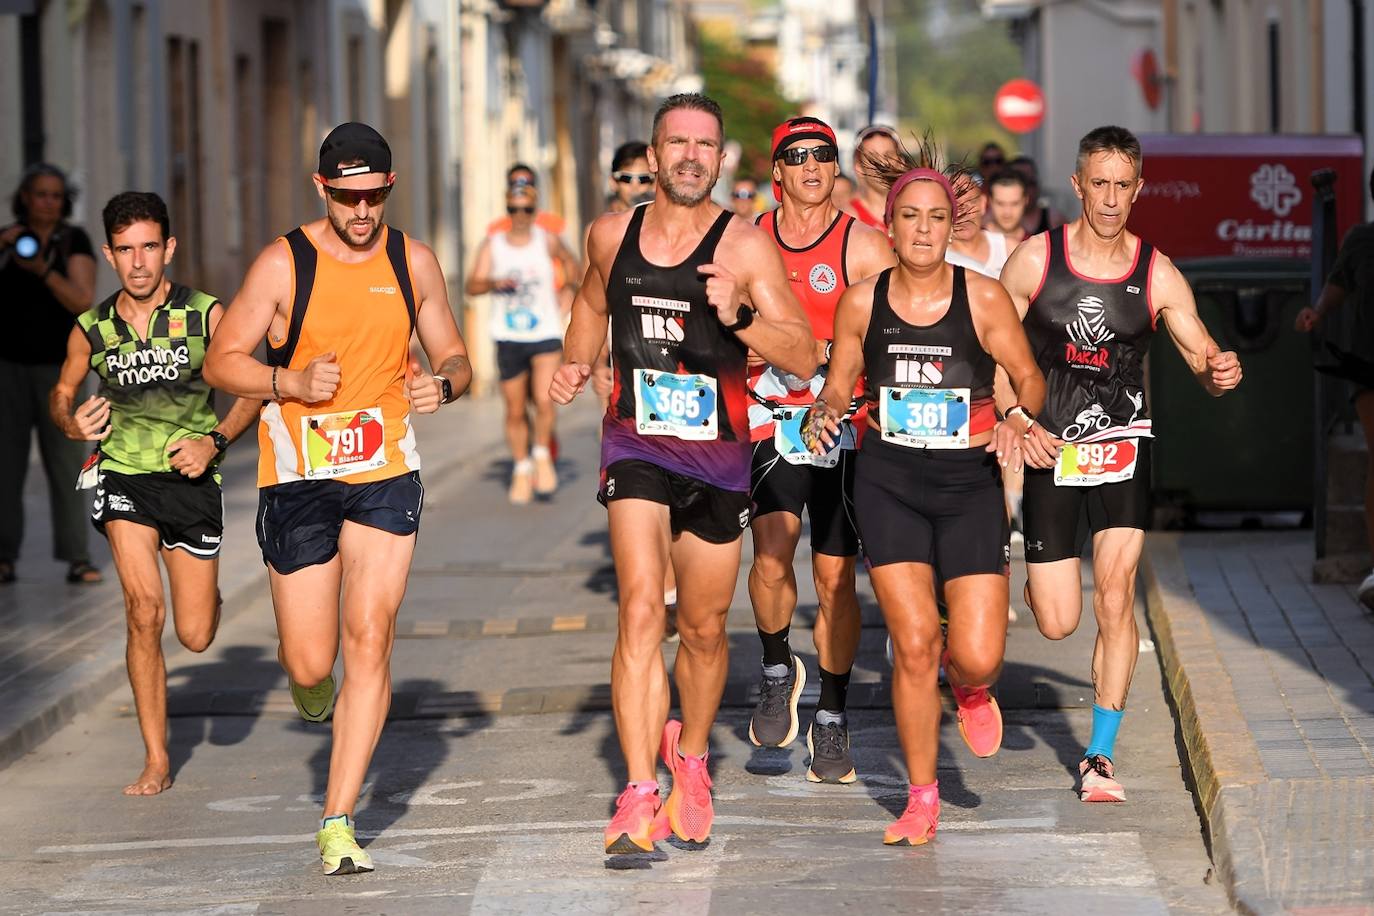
1085;704;1124;761
320;813;350;831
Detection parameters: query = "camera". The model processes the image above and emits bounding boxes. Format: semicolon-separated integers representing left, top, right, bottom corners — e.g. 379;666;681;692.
12;230;40;260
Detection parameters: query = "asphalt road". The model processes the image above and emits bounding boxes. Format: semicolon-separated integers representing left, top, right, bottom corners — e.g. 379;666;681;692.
0;399;1232;915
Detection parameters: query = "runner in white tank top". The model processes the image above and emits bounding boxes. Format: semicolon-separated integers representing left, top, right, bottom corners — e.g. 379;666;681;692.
487;224;564;344
466;184;578;503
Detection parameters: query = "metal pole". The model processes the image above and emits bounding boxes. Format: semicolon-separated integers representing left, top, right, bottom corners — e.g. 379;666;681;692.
867;8;878;125
1311;168;1338;558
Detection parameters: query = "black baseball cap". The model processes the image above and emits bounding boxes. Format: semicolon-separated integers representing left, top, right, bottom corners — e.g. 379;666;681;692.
318;122;392;178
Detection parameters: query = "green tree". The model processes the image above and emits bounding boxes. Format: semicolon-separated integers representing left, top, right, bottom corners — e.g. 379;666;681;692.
889;0;1024;163
697;32;793;180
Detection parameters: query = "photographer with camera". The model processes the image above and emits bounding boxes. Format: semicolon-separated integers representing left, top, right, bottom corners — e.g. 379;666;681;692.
0;163;100;584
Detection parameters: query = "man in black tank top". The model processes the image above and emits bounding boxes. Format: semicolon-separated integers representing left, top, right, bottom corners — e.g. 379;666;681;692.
550;93;815;855
1000;126;1242;804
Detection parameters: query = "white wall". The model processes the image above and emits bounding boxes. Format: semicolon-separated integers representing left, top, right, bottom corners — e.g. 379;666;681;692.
1037;1;1166;213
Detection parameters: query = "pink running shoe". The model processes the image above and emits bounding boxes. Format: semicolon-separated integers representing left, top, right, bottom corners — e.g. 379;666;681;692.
952;684;1003;758
884;784;940;846
604;783;670;854
944;650;1002;758
659;719;714;842
1078;755;1126;802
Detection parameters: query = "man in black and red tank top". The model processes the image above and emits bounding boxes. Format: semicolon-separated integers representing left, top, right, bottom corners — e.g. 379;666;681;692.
1000;126;1243;805
743;116;893;784
550;93;815;855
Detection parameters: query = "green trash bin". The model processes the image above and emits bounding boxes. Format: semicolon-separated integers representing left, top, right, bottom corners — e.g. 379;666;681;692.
1148;258;1312;523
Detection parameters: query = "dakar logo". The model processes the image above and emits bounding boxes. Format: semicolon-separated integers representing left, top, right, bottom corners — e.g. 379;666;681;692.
1064;295;1113;370
1249;163;1301;217
808;263;838;294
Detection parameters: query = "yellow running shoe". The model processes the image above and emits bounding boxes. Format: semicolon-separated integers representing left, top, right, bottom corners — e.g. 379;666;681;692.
317;815;374;876
290;673;336;723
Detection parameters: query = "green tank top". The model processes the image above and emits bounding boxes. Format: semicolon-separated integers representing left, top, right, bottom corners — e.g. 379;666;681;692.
78;284;222;477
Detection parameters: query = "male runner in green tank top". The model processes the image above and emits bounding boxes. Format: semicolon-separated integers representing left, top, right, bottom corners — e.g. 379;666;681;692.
50;192;259;796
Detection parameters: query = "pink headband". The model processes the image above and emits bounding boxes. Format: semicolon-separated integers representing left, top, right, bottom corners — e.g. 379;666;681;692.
884;168;957;226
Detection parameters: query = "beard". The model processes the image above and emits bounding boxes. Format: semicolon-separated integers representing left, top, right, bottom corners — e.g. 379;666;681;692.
658;160;713;206
328;210;383;249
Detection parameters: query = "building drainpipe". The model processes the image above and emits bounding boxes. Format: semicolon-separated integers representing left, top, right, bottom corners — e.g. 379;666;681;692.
19;10;43;164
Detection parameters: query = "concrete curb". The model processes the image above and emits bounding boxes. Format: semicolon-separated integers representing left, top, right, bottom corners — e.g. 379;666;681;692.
0;395;577;772
1140;533;1275;915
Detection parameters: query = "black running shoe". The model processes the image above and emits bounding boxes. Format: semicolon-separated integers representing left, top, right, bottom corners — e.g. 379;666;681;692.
806;718;857;784
748;655;806;747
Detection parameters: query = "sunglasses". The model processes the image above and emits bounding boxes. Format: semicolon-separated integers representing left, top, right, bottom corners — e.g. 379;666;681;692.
507;205;536;215
981;156;1005;167
613;172;654;186
732;189;756;200
322;183;393;207
778;145;839;167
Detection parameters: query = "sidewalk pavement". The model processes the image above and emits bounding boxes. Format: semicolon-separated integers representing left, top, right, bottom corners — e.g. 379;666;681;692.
0;394;534;771
1142;531;1374;914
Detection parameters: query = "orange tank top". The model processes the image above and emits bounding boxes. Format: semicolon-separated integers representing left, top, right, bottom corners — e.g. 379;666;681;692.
257;225;419;487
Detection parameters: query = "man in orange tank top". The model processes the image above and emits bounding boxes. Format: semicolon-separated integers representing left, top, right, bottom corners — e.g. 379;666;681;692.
204;122;472;876
745;117;893;785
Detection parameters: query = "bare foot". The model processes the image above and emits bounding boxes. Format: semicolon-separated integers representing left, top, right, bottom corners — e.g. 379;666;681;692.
123;762;172;796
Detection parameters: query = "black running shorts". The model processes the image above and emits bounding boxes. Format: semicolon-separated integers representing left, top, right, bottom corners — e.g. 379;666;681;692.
92;469;224;558
256;471;424;574
852;435;1009;577
1021;438;1152;564
495;339;562;382
598;459;750;544
750;439;859;557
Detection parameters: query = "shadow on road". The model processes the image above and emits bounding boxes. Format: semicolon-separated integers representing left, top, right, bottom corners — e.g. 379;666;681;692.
165;643;282;781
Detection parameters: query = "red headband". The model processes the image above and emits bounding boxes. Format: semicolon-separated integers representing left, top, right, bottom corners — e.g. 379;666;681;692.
884;168;957;226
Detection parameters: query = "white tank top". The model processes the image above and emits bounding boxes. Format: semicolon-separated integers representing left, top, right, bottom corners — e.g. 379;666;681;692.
488;226;562;343
945;230;1009;279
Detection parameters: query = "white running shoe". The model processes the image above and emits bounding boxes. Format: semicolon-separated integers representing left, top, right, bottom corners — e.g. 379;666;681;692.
1358;571;1374;612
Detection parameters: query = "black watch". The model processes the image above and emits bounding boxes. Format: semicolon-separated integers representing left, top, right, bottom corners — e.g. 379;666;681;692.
209;431;229;452
723;304;755;332
436;375;454;404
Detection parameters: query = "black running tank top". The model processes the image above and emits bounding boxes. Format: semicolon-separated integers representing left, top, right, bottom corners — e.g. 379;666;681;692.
862;266;997;437
601;205;752;491
1025;226;1157;441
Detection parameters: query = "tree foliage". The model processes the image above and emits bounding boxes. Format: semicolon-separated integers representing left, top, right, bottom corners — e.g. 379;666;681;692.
697;32;793;181
889;0;1025;164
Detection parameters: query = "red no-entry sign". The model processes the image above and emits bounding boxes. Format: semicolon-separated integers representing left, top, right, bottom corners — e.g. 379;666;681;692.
995;79;1045;134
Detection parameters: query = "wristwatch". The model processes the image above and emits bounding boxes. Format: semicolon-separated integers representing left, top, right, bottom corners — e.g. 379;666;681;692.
722;304;755;332
1006;405;1037;435
434;375;454;404
209;431;229;452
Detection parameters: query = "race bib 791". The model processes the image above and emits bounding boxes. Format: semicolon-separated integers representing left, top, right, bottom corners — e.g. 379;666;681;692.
301;407;387;479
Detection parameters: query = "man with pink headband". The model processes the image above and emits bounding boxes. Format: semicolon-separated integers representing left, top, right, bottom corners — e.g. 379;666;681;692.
743;117;893;784
999;126;1241;804
805;162;1045;846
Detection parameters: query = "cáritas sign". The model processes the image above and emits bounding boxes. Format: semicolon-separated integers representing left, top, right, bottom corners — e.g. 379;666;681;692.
1130;134;1364;260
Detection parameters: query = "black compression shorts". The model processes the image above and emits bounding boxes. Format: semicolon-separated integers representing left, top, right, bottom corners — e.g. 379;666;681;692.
853;435;1009;577
1021;438;1151;563
750;439;858;557
598;459;750;544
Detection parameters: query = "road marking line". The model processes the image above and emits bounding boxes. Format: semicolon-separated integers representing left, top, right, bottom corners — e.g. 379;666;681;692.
36;822;1135;855
481;619;519;636
551;614;587;632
